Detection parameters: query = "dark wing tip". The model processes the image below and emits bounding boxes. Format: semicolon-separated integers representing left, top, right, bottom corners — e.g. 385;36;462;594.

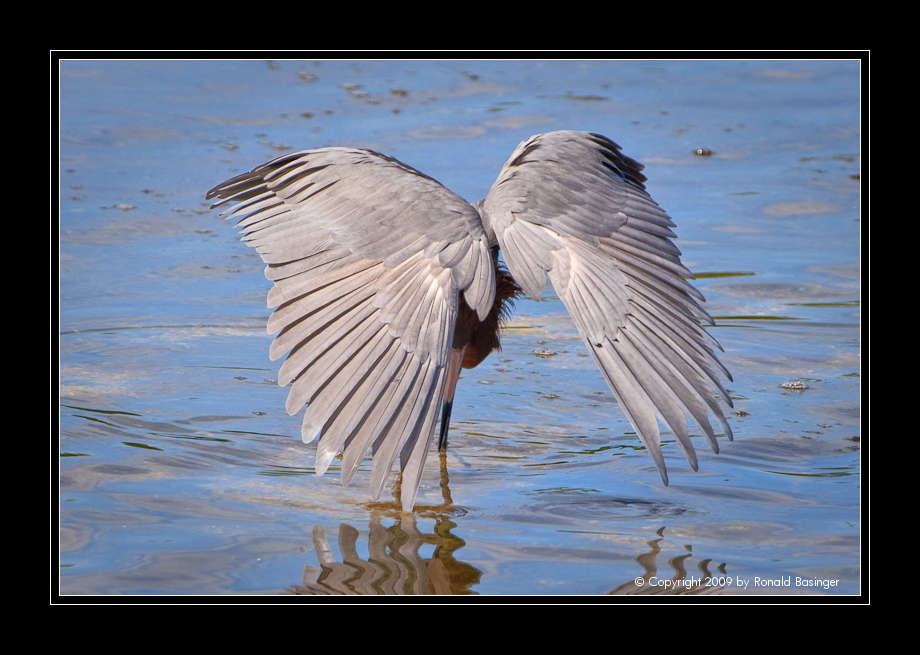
206;150;315;202
508;141;541;168
586;132;648;188
205;170;255;201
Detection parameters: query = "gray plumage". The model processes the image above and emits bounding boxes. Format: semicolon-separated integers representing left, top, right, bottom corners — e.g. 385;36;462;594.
206;130;733;509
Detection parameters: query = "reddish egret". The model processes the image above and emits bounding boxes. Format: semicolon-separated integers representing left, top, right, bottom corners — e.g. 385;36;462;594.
206;131;733;509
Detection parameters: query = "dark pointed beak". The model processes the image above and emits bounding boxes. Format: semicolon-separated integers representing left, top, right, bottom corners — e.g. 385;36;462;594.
439;348;465;451
438;400;453;451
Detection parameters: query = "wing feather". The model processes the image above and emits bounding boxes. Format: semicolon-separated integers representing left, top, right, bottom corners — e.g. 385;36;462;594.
480;130;732;483
369;357;433;499
306;326;395;462
283;305;380;416
338;348;411;484
207;146;494;508
398;364;447;508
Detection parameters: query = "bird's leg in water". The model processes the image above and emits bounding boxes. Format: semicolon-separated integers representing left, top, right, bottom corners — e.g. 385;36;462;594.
391;472;402;506
390;446;453;508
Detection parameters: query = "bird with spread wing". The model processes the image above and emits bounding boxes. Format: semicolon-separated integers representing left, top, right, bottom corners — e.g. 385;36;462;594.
206;131;733;509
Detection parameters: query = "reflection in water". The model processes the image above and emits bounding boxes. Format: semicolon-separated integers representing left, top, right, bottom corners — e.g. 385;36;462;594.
287;453;481;595
290;519;730;596
608;527;727;595
288;515;480;595
286;457;729;596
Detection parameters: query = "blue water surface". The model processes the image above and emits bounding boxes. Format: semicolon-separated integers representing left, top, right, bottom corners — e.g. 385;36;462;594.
59;58;861;597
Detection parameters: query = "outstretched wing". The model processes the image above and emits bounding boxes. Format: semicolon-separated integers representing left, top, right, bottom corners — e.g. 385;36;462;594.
479;131;732;483
207;147;495;508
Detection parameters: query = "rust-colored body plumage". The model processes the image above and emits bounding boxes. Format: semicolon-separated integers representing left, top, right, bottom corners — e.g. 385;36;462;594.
454;263;522;370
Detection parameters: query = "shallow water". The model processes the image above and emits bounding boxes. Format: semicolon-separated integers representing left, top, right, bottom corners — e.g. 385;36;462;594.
59;58;861;597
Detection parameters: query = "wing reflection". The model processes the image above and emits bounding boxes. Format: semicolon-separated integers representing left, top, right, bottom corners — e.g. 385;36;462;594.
288;513;480;595
608;526;729;595
287;456;727;596
288;452;480;595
